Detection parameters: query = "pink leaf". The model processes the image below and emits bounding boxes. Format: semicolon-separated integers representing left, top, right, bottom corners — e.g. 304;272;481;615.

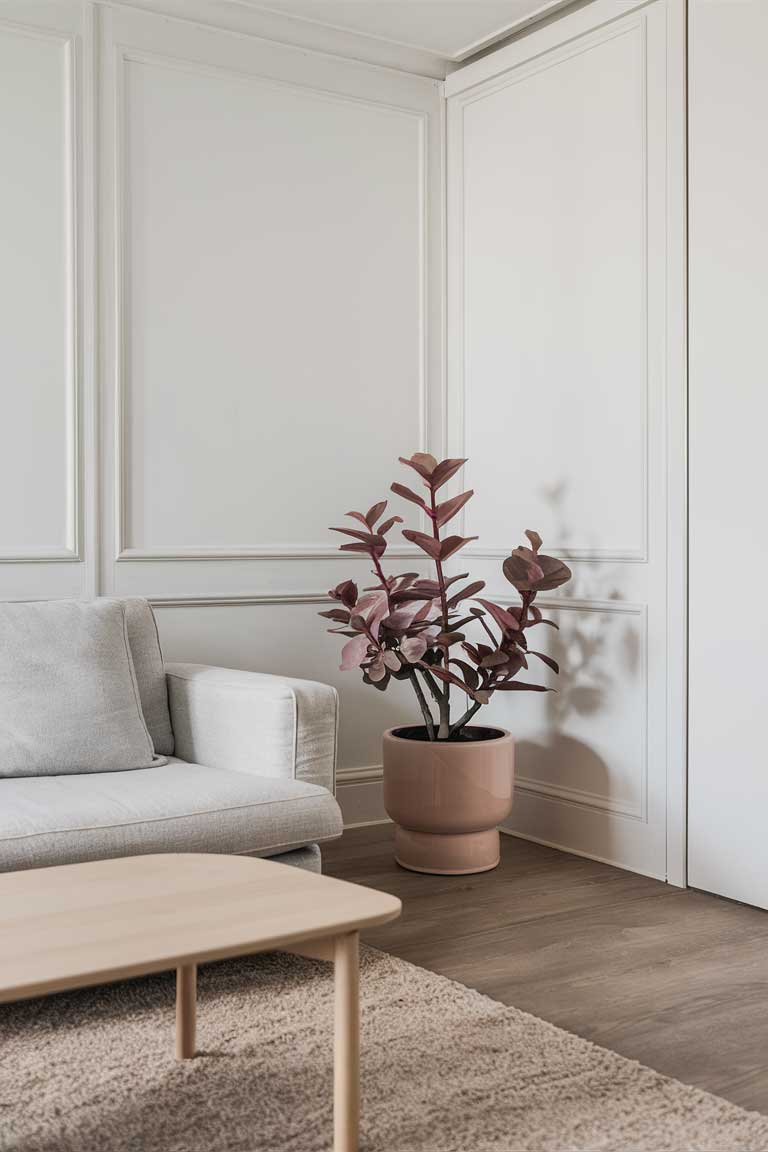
400;636;428;663
383;650;402;671
340;634;370;671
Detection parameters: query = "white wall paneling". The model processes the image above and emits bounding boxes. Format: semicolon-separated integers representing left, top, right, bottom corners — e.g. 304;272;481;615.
447;0;687;881
688;0;768;908
0;1;94;600
98;2;443;598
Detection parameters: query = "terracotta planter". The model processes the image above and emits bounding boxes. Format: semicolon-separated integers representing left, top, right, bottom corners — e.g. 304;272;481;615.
382;726;515;875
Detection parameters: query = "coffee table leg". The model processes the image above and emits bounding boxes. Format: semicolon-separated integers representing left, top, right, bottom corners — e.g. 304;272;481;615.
334;931;360;1152
176;963;197;1060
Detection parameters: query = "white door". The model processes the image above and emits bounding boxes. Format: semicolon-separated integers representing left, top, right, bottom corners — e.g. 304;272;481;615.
446;0;686;881
688;0;768;908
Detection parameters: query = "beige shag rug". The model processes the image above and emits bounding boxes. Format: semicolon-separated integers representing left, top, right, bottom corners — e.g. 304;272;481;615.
1;946;767;1152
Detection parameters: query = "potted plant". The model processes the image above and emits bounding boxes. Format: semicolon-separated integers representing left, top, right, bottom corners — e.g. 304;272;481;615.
320;453;572;875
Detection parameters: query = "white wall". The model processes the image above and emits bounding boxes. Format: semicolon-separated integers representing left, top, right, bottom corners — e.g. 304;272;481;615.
446;0;687;881
688;0;768;907
0;0;443;824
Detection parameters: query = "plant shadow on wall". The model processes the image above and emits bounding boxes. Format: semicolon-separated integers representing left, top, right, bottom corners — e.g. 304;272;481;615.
508;479;642;844
318;453;574;875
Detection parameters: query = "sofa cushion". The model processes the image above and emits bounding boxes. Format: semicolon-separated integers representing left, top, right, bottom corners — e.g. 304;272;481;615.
0;600;162;779
118;598;174;756
0;758;343;871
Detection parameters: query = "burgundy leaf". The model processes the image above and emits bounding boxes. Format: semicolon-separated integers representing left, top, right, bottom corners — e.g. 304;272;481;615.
330;527;385;546
431;458;467;491
398;453;438;481
340;633;370;671
318;608;350;623
327;628;360;637
532;554;572;591
390;482;428;510
474;598;521;633
439;535;478;560
480;650;509;669
434;631;466;646
367;654;387;682
461;642;482;665
434;490;473;528
492;681;552;692
446;579;486;608
345;511;369;527
473;689;491;704
383;650;402;671
402;529;442;560
530;650;560;675
390;588;435;603
450;659;479;690
330;580;358;608
378;515;403;536
340;542;376;553
365;500;387;528
525;529;542;553
412;580;441;596
420;662;474;695
502;551;545;590
444;572;471;589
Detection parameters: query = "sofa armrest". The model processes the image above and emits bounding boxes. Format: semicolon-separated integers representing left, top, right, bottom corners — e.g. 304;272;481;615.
165;663;338;793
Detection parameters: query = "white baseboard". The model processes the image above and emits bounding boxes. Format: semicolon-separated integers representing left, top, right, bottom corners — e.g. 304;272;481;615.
336;765;386;827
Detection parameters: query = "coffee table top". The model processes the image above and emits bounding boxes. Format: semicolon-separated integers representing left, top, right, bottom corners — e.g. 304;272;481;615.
0;853;401;1003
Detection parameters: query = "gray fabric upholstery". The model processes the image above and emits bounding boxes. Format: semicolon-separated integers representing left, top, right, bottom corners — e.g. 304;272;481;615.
261;843;322;873
0;599;161;779
117;598;174;756
166;664;338;792
0;758;342;872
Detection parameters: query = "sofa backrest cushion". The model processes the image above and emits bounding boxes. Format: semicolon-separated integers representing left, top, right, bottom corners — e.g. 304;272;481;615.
0;599;164;778
118;598;174;756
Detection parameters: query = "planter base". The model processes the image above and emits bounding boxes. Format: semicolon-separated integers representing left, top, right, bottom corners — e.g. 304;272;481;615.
393;826;500;876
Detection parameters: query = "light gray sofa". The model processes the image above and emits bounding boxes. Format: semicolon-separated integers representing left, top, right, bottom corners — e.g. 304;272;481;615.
0;598;342;874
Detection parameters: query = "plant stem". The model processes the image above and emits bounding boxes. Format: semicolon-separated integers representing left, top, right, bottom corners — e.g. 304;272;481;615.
428;487;452;738
419;666;443;708
409;670;436;740
449;699;482;736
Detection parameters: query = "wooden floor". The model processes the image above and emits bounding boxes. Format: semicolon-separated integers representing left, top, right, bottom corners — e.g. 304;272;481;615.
324;824;768;1114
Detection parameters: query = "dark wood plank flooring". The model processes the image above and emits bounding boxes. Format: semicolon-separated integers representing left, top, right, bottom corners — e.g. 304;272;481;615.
324;824;768;1113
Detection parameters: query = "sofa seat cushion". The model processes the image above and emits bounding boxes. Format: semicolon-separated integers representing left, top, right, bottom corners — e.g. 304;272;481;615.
0;759;343;872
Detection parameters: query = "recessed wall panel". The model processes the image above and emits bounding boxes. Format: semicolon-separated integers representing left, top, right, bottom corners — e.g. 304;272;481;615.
0;27;74;557
120;57;424;556
460;26;646;559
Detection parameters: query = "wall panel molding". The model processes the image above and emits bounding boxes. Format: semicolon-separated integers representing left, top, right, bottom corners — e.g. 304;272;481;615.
0;21;82;564
448;15;650;564
112;45;431;563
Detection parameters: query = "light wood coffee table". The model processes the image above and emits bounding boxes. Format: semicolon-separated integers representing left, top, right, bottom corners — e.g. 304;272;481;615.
0;853;401;1152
